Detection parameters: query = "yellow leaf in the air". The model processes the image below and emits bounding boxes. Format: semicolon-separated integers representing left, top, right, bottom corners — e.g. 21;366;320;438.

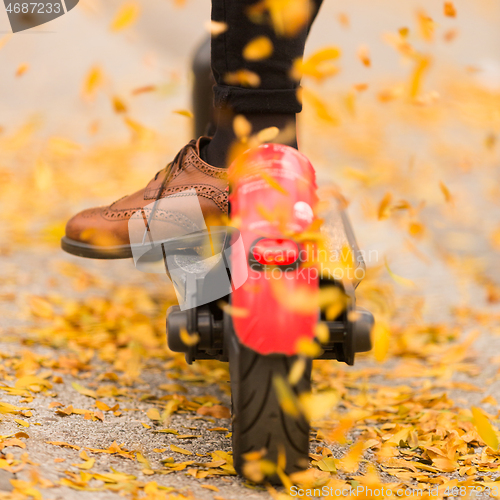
472;407;499;450
112;96;127;114
273;375;300;418
319;285;348;320
124;117;157;143
328;417;354;444
299;391;338;421
385;257;415;288
132;85;157;96
288;358;307;386
443;29;457;44
80;228;123;249
300;88;338;125
357;45;371;67
224;70;260;88
82;66;104;99
338;440;364;473
243;36;273;61
205;20;227;36
217;301;249;318
439;181;453;204
373;322;391;363
264;0;312;37
254;126;280;144
233;115;252;140
16;64;29;77
295;337;322;358
314;323;330;344
179;328;200;347
0;34;12;51
378;192;392;220
417;10;435;41
409;55;431;99
268;277;319;316
259;171;288;194
292;47;341;82
444;2;456;17
408;221;425;238
337;13;349;28
173;109;193;118
110;2;140;32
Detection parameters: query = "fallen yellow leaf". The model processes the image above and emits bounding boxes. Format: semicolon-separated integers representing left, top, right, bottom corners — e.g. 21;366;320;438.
170;444;192;456
146;408;161;421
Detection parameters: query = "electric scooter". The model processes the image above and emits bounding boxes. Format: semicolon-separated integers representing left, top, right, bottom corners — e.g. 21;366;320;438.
162;38;374;482
62;37;373;484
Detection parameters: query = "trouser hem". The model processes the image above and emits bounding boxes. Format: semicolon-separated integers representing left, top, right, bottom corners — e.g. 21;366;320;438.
213;85;302;114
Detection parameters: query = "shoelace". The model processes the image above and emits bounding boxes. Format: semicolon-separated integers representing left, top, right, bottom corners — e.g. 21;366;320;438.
142;140;198;245
153;140;196;184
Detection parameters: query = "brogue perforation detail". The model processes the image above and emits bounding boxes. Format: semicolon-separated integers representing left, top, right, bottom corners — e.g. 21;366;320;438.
101;206;143;221
177;150;228;180
100;205;201;232
160;184;228;213
81;207;103;219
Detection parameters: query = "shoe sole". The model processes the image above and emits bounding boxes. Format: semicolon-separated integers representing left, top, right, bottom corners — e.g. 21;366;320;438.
61;227;235;261
61;236;133;259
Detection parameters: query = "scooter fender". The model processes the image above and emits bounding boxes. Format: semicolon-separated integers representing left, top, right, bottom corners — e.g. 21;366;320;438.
229;144;319;356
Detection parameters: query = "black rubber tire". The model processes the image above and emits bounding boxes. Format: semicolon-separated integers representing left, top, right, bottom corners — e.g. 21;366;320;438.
228;331;311;483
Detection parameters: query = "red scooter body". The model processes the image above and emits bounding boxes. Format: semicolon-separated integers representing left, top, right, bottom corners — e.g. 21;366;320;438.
229;144;319;356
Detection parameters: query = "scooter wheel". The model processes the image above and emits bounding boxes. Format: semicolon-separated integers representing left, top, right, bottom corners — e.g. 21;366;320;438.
227;324;311;484
166;305;188;353
351;307;374;354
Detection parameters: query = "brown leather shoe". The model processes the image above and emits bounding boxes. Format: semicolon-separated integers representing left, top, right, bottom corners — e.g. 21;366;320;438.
61;137;228;259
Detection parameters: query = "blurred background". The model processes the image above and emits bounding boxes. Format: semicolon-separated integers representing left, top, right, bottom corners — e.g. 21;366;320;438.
0;1;499;495
1;0;499;321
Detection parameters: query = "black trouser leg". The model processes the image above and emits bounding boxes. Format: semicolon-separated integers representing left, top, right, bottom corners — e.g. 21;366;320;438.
204;0;323;166
211;0;323;114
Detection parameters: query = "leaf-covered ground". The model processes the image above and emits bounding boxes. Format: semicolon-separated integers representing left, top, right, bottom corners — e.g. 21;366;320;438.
1;0;500;498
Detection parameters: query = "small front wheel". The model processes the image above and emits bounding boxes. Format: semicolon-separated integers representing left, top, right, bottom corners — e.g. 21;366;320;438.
227;321;312;483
